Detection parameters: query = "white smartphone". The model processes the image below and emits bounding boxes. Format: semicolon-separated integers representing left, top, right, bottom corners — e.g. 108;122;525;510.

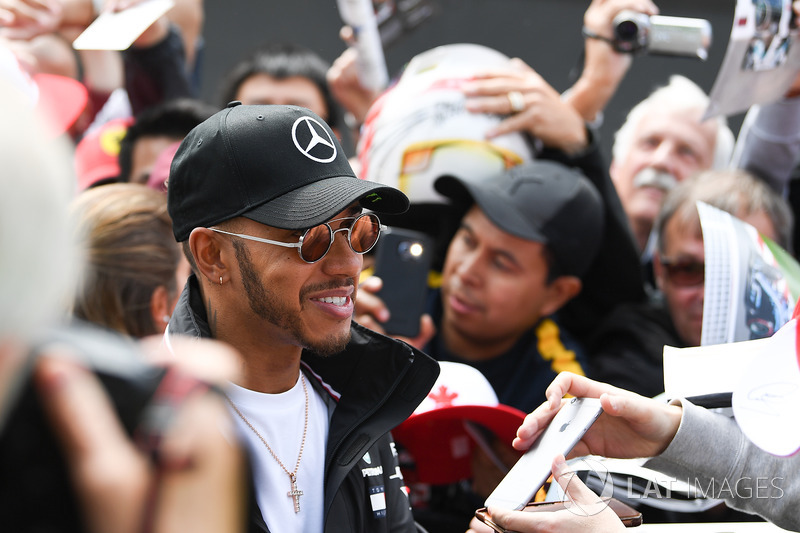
483;397;603;510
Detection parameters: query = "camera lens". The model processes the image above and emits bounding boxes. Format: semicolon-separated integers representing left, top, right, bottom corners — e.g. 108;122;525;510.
398;241;424;261
615;20;639;41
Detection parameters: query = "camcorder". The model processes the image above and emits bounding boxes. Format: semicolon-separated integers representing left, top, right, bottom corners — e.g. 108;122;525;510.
0;322;170;533
612;10;712;60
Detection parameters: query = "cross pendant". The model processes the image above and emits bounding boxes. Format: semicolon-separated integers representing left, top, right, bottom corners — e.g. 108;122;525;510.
287;473;303;513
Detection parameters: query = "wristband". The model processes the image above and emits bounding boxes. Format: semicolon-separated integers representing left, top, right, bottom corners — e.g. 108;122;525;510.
582;26;634;54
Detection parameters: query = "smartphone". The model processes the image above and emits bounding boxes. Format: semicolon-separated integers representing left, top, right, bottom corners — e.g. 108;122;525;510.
483;397;603;511
372;226;433;337
475;499;642;532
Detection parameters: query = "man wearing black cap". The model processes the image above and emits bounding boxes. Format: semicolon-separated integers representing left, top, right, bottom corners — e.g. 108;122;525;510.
427;160;605;414
165;102;439;532
357;159;607;531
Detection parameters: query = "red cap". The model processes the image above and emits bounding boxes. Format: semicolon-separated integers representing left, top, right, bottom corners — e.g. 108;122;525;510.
33;73;88;137
74;117;133;190
391;362;526;485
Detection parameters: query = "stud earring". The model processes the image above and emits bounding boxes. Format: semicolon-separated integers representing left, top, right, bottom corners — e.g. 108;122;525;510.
219;276;223;286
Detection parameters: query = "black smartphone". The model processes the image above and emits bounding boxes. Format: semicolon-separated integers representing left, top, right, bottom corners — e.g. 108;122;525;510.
0;322;167;533
372;226;433;337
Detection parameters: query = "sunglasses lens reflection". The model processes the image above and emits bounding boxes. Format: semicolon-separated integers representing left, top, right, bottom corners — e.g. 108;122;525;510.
300;225;332;262
665;261;704;287
350;214;381;253
299;214;382;262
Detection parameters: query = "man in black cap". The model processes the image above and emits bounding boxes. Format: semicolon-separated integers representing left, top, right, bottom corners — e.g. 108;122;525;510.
165;102;439;533
361;160;605;414
356;159;606;531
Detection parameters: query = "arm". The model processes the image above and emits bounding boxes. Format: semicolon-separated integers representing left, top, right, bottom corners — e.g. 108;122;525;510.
459;0;657;129
645;400;800;529
730;98;800;194
516;373;800;530
564;0;658;122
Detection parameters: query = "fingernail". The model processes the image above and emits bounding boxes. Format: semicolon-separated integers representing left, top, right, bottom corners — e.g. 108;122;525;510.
378;309;390;322
553;455;569;476
606;395;619;411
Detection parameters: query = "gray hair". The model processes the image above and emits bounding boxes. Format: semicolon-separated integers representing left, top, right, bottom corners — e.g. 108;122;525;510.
655;169;794;253
612;75;735;171
0;81;82;340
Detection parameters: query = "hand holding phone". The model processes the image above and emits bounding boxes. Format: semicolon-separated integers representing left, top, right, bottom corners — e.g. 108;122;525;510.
475;499;642;532
372;227;433;338
483;397;603;511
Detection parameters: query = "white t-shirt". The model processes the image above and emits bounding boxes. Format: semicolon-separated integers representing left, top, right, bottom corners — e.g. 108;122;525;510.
227;374;329;532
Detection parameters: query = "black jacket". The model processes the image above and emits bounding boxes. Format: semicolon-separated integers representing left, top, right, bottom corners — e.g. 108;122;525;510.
167;275;440;532
588;295;684;398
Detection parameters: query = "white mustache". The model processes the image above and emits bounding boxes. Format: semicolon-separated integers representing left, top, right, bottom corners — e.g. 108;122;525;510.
632;168;677;192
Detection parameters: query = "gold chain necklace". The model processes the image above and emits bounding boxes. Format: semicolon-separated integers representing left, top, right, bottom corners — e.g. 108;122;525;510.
226;374;309;513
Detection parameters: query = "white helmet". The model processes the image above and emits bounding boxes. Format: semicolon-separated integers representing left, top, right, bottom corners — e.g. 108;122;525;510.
358;44;536;205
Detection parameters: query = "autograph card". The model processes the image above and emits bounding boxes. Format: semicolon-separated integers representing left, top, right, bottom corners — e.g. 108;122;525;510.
73;0;174;50
733;318;800;456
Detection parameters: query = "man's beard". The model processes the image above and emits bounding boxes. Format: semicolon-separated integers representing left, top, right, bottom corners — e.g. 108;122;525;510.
233;241;351;356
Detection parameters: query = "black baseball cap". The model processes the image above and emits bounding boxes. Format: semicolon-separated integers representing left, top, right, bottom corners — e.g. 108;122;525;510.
434;160;604;277
168;103;409;241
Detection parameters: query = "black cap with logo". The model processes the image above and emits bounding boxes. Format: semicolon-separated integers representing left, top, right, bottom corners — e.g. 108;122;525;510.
168;103;409;242
434;160;605;277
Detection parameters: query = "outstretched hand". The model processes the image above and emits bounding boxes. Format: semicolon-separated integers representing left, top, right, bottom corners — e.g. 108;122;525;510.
469;455;626;533
513;372;682;460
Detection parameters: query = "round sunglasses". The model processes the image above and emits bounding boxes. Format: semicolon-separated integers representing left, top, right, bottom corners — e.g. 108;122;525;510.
209;212;384;263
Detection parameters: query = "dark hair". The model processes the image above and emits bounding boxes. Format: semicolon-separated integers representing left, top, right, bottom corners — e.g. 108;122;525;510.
117;98;217;182
217;42;341;129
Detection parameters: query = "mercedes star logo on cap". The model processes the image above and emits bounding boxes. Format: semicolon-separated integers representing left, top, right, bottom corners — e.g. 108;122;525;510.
292;116;337;163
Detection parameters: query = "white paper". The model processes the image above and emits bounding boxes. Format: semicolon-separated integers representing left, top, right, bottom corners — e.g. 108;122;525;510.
704;0;800;119
698;201;793;346
663;338;767;398
73;0;175;51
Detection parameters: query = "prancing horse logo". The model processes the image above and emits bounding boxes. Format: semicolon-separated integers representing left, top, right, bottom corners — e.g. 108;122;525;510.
292;116;337;163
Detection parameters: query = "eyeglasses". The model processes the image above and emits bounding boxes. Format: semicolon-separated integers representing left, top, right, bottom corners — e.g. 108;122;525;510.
209;213;384;264
660;257;705;287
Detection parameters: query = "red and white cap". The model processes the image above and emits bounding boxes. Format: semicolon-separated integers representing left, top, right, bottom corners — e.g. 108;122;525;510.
392;361;526;485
